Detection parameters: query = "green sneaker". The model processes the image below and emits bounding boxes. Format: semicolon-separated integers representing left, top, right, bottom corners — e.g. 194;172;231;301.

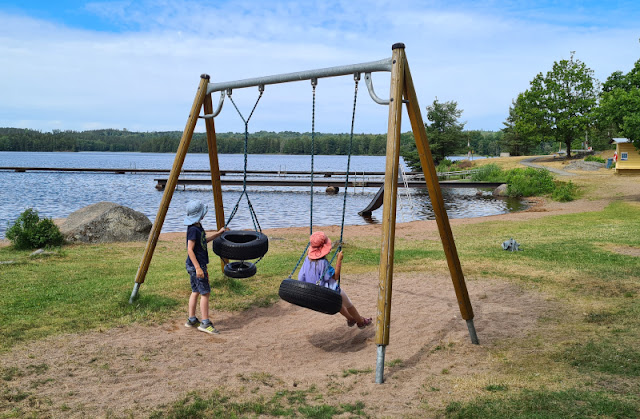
185;318;200;328
197;322;219;335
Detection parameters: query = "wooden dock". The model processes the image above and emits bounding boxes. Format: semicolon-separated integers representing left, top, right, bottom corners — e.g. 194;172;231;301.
1;166;501;191
0;167;386;176
154;177;502;190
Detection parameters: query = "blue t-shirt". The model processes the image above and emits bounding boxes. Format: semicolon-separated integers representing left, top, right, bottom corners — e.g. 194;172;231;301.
185;224;209;268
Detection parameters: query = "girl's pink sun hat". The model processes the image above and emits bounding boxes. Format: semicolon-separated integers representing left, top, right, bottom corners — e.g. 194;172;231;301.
308;231;332;259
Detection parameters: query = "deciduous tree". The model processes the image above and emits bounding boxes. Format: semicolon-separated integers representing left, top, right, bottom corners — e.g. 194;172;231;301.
596;58;640;149
401;99;467;170
507;52;598;157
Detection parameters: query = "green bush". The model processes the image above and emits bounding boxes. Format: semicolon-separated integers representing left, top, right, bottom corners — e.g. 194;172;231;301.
5;208;65;250
552;181;578;202
506;167;555;197
471;164;506;182
585;155;606;164
472;164;569;199
436;158;455;173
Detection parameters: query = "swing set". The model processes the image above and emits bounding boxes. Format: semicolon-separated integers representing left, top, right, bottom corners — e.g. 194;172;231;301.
129;43;478;384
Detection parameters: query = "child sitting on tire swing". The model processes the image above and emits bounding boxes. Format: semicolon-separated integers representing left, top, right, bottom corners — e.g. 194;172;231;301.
298;231;372;328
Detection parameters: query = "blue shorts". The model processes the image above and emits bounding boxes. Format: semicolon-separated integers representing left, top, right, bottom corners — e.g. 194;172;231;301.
186;264;211;295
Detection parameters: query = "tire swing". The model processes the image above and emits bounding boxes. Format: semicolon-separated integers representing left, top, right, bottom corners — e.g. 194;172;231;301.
212;87;268;278
278;75;359;315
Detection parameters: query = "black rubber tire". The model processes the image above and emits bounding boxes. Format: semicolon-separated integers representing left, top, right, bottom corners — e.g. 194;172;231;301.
213;230;269;260
224;261;257;279
278;279;342;315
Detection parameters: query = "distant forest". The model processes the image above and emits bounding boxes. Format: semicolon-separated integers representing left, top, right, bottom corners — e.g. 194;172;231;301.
0;128;390;155
0;127;503;156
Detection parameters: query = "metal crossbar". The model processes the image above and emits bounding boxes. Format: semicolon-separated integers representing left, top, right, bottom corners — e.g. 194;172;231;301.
206;58;392;94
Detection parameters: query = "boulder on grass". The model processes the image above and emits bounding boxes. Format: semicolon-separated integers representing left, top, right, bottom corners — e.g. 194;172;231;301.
60;202;151;243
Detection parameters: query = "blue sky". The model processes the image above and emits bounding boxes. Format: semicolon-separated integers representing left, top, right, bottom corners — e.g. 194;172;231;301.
1;0;639;134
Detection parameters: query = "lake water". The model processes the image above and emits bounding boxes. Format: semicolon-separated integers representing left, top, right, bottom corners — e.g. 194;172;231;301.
0;152;522;238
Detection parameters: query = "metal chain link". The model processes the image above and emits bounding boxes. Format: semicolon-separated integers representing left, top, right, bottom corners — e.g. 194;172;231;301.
328;73;360;288
288;76;360;286
225;87;264;231
288;79;317;279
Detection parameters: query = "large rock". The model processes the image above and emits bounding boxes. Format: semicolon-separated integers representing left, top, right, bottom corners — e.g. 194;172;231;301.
492;184;509;197
60;202;152;243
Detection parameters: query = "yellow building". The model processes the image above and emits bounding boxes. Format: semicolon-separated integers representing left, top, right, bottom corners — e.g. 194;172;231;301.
612;138;640;175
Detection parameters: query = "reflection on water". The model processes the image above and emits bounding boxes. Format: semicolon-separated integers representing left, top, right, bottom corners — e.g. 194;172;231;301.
0;152;517;238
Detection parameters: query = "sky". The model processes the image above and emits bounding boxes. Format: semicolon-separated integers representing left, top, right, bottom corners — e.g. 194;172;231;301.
1;0;639;134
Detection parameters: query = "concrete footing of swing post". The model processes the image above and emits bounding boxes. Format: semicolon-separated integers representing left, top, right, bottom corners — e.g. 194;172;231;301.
467;319;480;345
129;283;140;304
375;344;386;384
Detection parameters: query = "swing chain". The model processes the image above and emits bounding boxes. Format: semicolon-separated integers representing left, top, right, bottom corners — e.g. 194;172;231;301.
326;74;359;287
225;87;265;232
287;78;317;279
289;75;359;285
310;80;317;237
339;74;359;246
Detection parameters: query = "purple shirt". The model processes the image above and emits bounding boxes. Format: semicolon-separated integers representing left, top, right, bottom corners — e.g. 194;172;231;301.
298;257;338;290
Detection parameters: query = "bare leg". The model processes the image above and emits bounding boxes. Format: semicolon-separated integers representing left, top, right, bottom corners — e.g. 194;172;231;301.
346;306;364;324
200;293;210;321
340;306;356;322
189;292;199;318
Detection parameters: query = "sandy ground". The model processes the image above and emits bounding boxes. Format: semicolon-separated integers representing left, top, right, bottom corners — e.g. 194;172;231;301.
1;159;638;418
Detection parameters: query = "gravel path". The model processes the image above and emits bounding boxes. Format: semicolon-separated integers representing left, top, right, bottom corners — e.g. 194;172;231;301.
520;156;576;176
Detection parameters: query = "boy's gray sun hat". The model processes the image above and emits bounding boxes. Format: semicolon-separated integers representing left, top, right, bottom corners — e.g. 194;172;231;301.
184;200;208;225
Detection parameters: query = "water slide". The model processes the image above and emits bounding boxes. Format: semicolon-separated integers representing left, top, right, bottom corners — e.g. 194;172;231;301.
358;185;385;216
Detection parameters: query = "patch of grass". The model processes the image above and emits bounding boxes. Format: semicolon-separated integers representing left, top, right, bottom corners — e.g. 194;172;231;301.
1;367;23;381
385;359;404;367
584;311;615;324
2;388;32;403
444;389;638;418
0;243;183;352
25;363;48;375
151;388;366;418
585;155;606;164
342;367;373;378
485;384;509;392
561;340;640;377
552;180;579;202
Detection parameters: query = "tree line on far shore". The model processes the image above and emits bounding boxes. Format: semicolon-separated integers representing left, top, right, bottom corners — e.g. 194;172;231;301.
0;127;504;157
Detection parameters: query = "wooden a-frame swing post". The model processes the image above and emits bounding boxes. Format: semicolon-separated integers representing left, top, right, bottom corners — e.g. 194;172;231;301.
375;44;478;383
130;74;226;303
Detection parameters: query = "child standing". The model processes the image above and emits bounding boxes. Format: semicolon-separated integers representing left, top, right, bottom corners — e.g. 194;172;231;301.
184;199;226;334
298;231;372;328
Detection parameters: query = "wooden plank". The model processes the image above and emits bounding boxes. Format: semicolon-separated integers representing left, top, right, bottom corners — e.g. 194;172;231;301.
402;56;475;321
376;45;405;347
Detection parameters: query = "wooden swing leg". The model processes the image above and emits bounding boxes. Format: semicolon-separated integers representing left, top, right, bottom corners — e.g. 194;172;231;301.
402;52;478;345
375;43;406;384
129;74;210;303
203;92;228;272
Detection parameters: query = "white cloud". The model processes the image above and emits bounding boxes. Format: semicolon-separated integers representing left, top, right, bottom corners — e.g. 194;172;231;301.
1;1;639;133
